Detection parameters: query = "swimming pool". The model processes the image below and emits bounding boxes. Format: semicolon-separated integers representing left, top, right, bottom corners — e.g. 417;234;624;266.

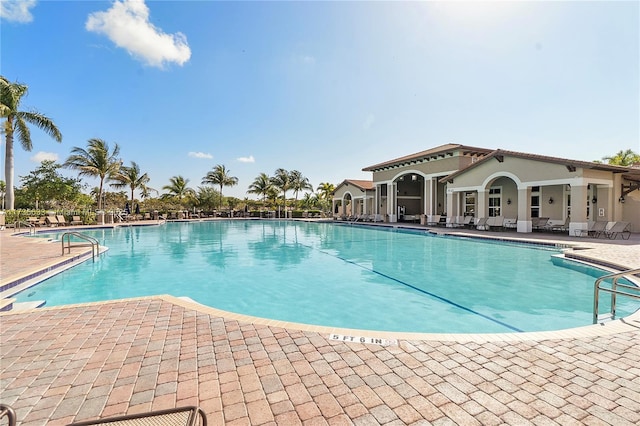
15;220;639;333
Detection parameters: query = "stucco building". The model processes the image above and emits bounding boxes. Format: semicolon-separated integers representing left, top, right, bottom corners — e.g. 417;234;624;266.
332;144;640;234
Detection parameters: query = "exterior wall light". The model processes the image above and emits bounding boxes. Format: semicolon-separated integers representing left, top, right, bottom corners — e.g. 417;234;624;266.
619;196;625;203
548;197;554;204
592;197;597;204
507;198;512;205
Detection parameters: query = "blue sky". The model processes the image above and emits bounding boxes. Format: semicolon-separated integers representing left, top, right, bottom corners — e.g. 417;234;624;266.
2;0;639;199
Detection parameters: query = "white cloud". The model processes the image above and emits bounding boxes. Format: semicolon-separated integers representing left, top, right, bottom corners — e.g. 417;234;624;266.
0;0;36;23
363;114;375;130
86;0;191;68
237;155;255;163
188;151;213;159
31;151;58;162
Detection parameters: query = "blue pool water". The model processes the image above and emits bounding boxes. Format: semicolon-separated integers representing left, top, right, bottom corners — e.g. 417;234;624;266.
16;221;639;333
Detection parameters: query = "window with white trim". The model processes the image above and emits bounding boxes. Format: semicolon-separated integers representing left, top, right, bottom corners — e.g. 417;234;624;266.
488;187;501;217
530;186;540;218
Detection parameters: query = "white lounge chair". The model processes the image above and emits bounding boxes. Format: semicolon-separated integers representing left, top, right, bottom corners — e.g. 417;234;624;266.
575;221;608;238
604;221;631;240
426;215;441;226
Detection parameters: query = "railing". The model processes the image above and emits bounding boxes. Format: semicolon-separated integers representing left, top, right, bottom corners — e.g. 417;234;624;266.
14;221;36;234
61;232;101;262
593;268;640;323
0;404;17;426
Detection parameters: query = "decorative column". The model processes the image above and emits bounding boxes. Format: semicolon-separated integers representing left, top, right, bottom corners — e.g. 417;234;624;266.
569;185;588;236
516;187;531;233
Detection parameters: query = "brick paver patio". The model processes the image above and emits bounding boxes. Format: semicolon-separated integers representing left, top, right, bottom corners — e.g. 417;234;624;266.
1;223;639;425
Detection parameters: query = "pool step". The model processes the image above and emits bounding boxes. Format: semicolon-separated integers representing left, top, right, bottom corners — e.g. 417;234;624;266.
7;300;46;312
596;312;615;323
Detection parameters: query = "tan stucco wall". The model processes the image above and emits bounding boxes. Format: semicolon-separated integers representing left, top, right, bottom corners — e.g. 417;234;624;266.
371;155;474;182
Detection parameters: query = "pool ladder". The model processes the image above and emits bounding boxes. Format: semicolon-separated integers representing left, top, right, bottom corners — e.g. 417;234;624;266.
61;232;101;262
593;267;640;323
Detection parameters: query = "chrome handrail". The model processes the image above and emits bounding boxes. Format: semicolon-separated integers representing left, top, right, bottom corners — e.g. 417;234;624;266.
61;232;101;261
593;268;640;323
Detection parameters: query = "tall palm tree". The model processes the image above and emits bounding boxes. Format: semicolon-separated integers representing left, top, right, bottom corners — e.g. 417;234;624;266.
110;161;155;208
64;138;120;210
290;170;313;204
602;149;640;166
202;164;238;210
247;172;273;207
1;76;62;209
162;175;195;204
270;168;292;217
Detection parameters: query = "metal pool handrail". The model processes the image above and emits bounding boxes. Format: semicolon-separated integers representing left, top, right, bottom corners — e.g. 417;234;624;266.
61;231;101;261
593;267;640;324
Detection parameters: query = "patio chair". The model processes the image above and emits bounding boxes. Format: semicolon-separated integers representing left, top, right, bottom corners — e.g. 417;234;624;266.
56;215;68;226
503;218;517;230
532;217;549;231
487;216;504;231
464;216;476;228
68;406;207;426
546;216;570;233
574;221;608;238
70;216;83;225
46;215;59;227
426;215;441;226
475;217;489;230
604;221;631;240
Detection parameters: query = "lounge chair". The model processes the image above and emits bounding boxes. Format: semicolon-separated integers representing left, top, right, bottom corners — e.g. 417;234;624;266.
487;216;504;231
546;216;570;233
56;215;68;226
464;216;476;228
46;215;59;227
372;214;384;222
426;215;441;226
143;212;151;220
532;217;549;231
604;221;631;240
68;406;207;426
575;221;608;238
476;217;489;230
70;216;83;225
27;216;39;226
503;218;517;230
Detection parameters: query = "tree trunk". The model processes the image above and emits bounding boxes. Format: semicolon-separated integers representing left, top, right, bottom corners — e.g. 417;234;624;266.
4;127;14;210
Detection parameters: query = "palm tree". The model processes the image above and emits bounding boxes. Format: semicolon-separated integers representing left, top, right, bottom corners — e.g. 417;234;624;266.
602;149;640;166
290;170;313;204
316;182;336;200
1;76;62;209
316;182;336;214
247;172;273;207
270;168;292;217
301;192;318;210
64;138;121;210
110;161;155;208
162;175;195;204
202;164;238;210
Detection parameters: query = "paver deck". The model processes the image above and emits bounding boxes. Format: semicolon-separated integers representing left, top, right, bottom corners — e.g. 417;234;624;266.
1;222;639;425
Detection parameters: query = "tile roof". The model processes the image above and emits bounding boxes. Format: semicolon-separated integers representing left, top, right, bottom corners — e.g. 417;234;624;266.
334;179;375;192
362;144;493;172
441;148;632;183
